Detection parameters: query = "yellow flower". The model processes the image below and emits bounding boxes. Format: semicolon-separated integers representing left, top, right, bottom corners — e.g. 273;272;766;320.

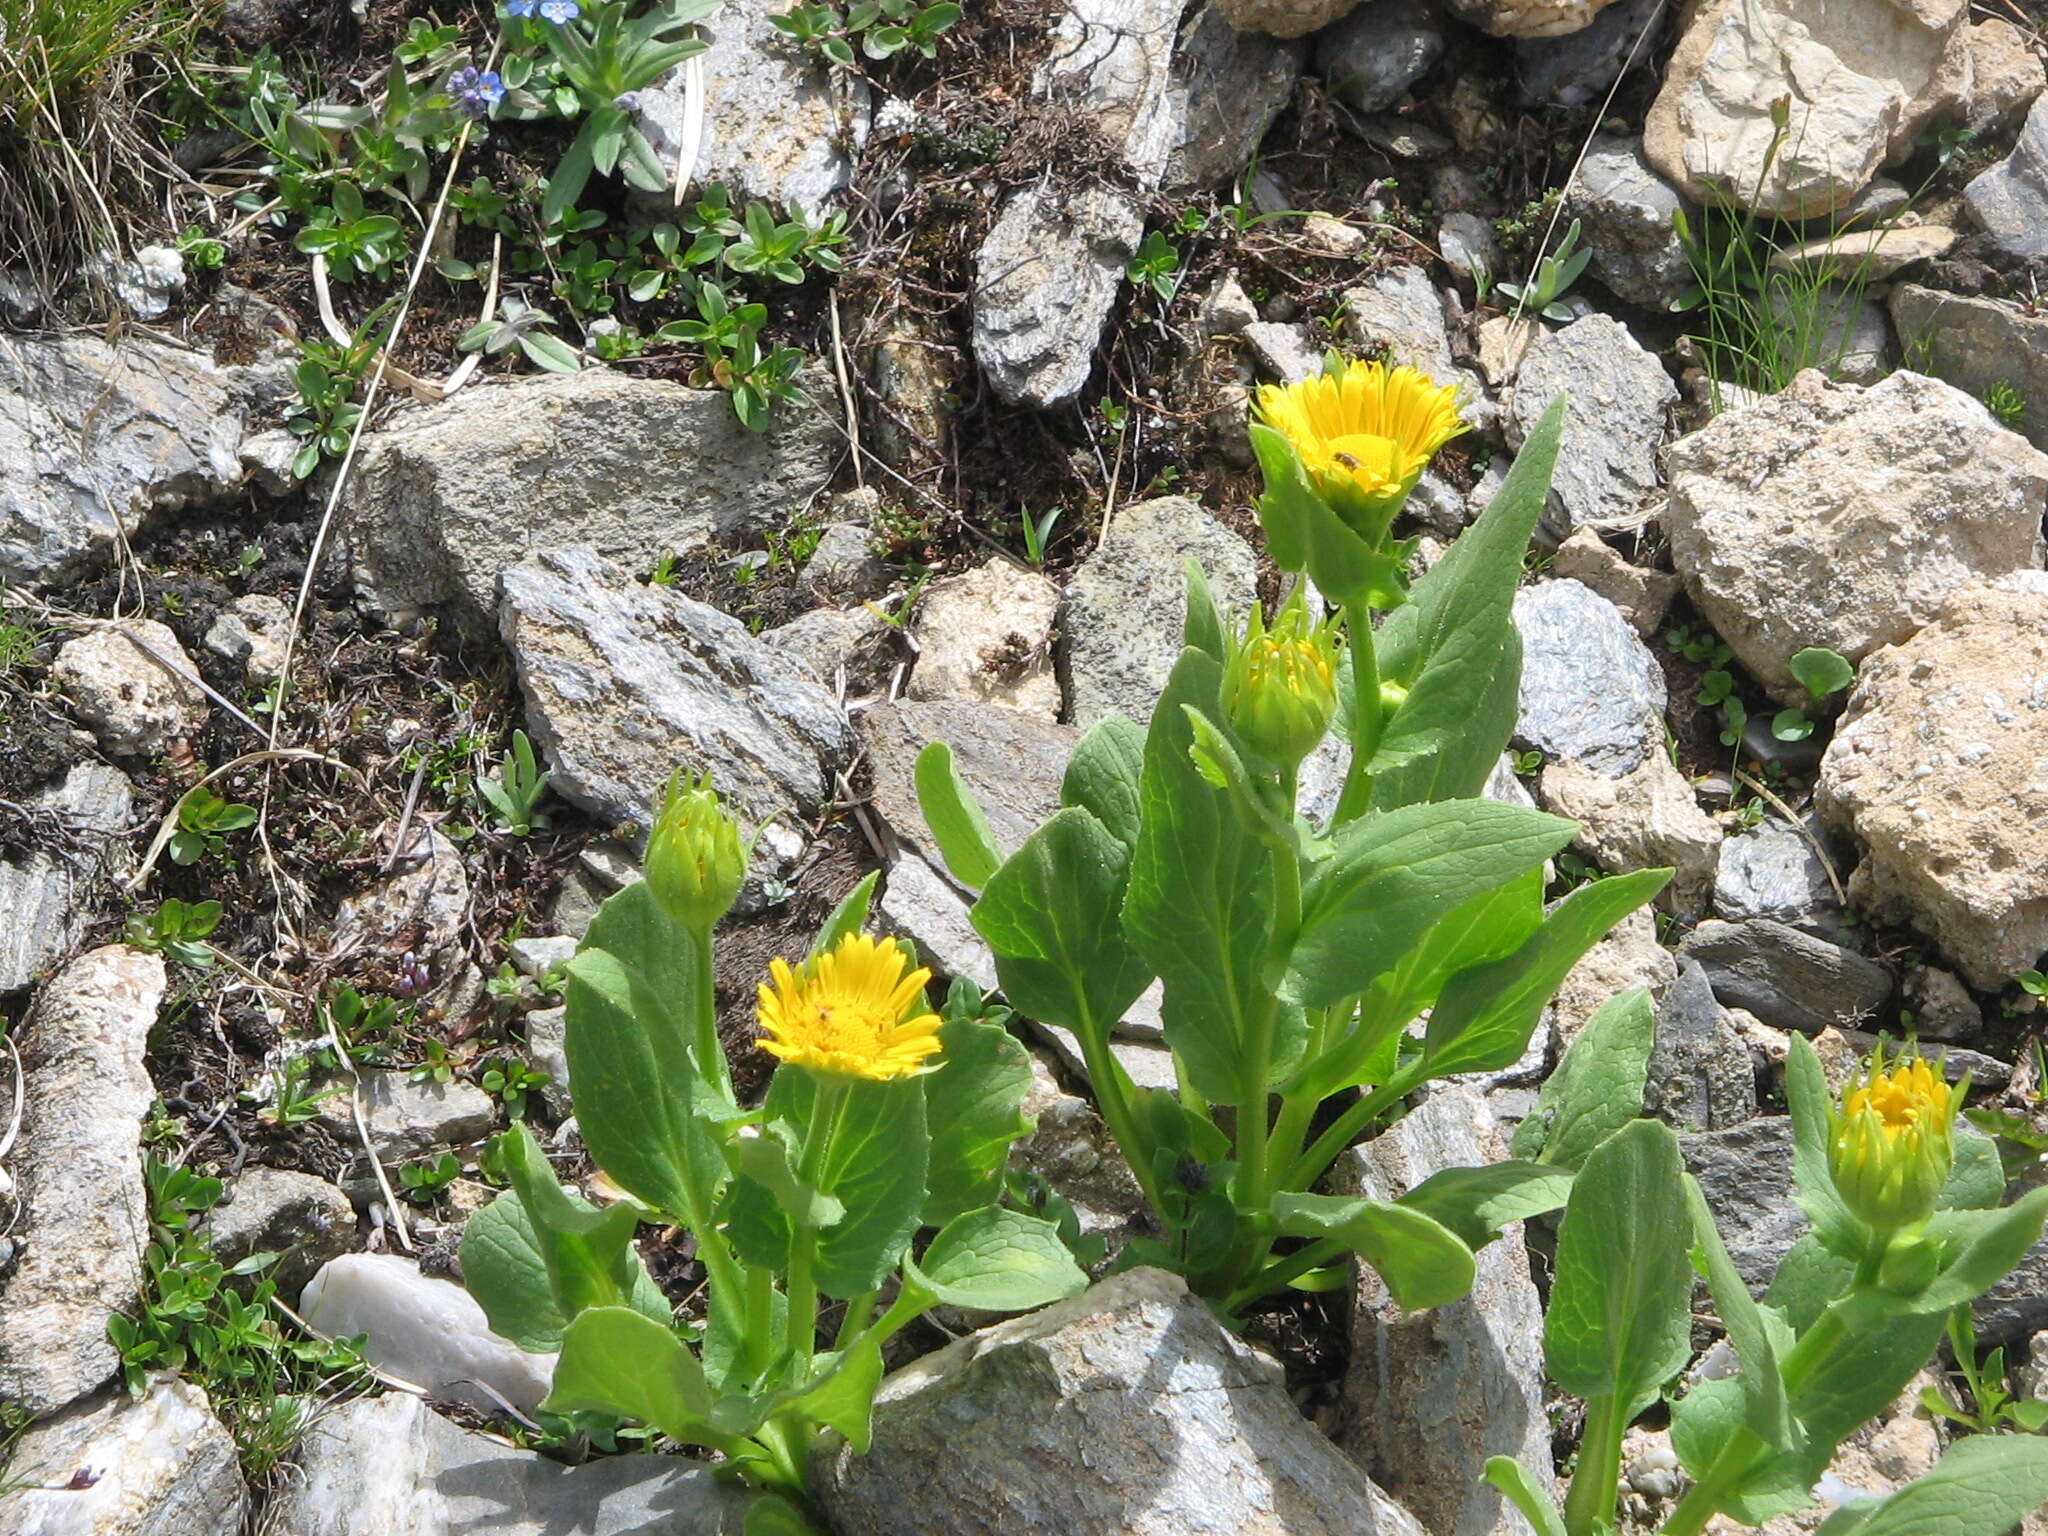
1253;360;1466;529
1222;590;1342;768
1828;1045;1959;1235
756;932;943;1083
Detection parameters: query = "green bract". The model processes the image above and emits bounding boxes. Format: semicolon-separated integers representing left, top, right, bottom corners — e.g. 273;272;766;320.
463;799;1082;1524
916;393;1670;1314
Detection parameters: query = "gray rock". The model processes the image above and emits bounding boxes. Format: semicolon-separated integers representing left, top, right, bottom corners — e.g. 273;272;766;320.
1767;282;1892;385
1342;263;1459;384
1438;212;1502;287
51;619;208;758
0;334;259;584
1334;1088;1555;1536
1553;905;1678;1045
1965;95;2048;260
1898;965;1981;1041
0;1376;246;1536
1681;1116;1803;1292
812;1267;1429;1536
907;558;1063;718
632;0;868;219
1677;918;1892;1036
0;762;133;994
312;1069;497;1163
1563;139;1689;313
1199;275;1261;336
300;1253;555;1415
0;946;163;1415
875;850;999;994
1015;1051;1153;1256
1167;3;1305;187
329;828;470;1000
1549;527;1679;637
761;604;894;695
204;1167;357;1294
1507;314;1676;539
508;935;578;979
1315;0;1444;113
1974;1240;2048;1348
973;185;1144;410
1517;0;1665;107
869;318;957;467
499;547;851;834
202;592;292;684
800;523;891;604
1889;285;2048;450
1965;17;2046;134
1242;320;1324;383
344;370;838;635
1512;579;1668;778
267;1391;756;1535
1714;819;1842;936
858;698;1077;873
1661;371;2048;702
1539;754;1722;918
1061;495;1259;728
1647;960;1758;1132
525;1005;572;1120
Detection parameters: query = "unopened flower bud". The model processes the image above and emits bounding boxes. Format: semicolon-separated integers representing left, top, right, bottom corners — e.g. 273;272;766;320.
645;770;744;932
1827;1044;1959;1238
1221;592;1342;770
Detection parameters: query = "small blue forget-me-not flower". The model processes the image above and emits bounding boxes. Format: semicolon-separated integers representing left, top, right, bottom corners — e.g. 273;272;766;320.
448;67;505;118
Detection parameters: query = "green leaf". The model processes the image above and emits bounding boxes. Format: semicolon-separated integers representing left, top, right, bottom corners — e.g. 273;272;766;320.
1785;1032;1866;1259
791;1335;884;1452
539;127;597;228
910;1205;1090;1311
970;807;1153;1036
1789;647;1855;701
1896;1186;2048;1318
812;1078;930;1298
1122;647;1279;1102
461;1185;671;1352
1424;869;1669;1079
1369;396;1564;807
495;1121;649;1320
1181;558;1231;660
1397;1160;1574;1249
1249;422;1406;611
1059;714;1145;854
743;1495;820;1536
1544;1119;1694;1420
1270;1191;1476;1310
1819;1435;2048;1536
1284;800;1574;1007
807;871;879;962
914;741;1004;890
545;1306;713;1439
921;1010;1035;1227
1939;1124;2005;1211
1510;989;1657;1169
520;331;583;374
1484;1457;1570;1536
1683;1172;1796;1451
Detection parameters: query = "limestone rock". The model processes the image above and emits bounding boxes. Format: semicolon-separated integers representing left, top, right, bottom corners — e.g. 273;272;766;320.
1315;0;1444;113
0;762;134;993
812;1267;1430;1536
1769;224;1957;280
266;1391;756;1535
857;698;1077;875
203;1167;357;1294
1965;18;2046;132
499;547;851;834
202;592;292;684
1552;906;1678;1046
1966;94;2048;260
1512;579;1669;778
52;620;208;758
0;946;163;1416
1446;0;1626;39
300;1253;555;1415
1766;283;1892;386
1539;754;1722;917
1644;0;1971;217
869;318;957;467
1507;314;1676;539
1549;528;1679;636
1714;819;1843;937
344;370;837;635
633;0;867;219
973;185;1144;409
1563;137;1693;311
908;559;1062;718
800;523;891;605
1061;495;1259;728
329;827;470;995
1662;370;2048;702
1889;284;2048;450
1818;575;2048;988
1335;1087;1555;1536
1516;0;1666;106
1648;959;1758;1132
311;1067;496;1164
1242;320;1324;383
1678;918;1892;1035
0;334;258;586
1213;0;1361;38
1044;0;1185;178
0;1376;246;1536
1167;3;1305;187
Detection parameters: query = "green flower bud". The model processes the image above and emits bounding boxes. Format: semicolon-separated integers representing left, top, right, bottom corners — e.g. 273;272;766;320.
1826;1044;1958;1238
645;770;744;932
1220;592;1342;770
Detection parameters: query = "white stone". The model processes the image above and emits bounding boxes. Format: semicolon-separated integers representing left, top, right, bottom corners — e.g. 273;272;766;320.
52;620;208;757
907;558;1062;718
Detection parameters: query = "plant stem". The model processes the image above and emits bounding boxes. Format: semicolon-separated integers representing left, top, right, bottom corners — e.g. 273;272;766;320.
741;1261;777;1385
1073;998;1168;1220
863;1278;935;1354
1288;1071;1415;1191
1563;1391;1627;1536
782;1078;847;1370
686;922;730;1100
1225;1233;1346;1313
833;1290;879;1352
1333;602;1383;826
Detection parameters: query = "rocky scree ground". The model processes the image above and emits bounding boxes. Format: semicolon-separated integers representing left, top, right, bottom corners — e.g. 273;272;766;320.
5;0;2048;1530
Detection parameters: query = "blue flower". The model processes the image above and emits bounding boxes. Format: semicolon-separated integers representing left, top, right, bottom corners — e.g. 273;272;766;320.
504;0;537;13
538;0;580;18
449;66;505;118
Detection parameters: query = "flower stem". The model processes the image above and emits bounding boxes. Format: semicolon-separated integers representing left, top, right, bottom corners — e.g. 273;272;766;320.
1563;1391;1627;1536
1073;997;1168;1221
686;922;730;1100
782;1077;848;1370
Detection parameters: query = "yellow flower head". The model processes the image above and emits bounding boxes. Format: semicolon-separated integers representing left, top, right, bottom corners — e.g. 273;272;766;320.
1222;590;1342;768
1253;360;1466;530
756;932;943;1083
1828;1045;1959;1236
